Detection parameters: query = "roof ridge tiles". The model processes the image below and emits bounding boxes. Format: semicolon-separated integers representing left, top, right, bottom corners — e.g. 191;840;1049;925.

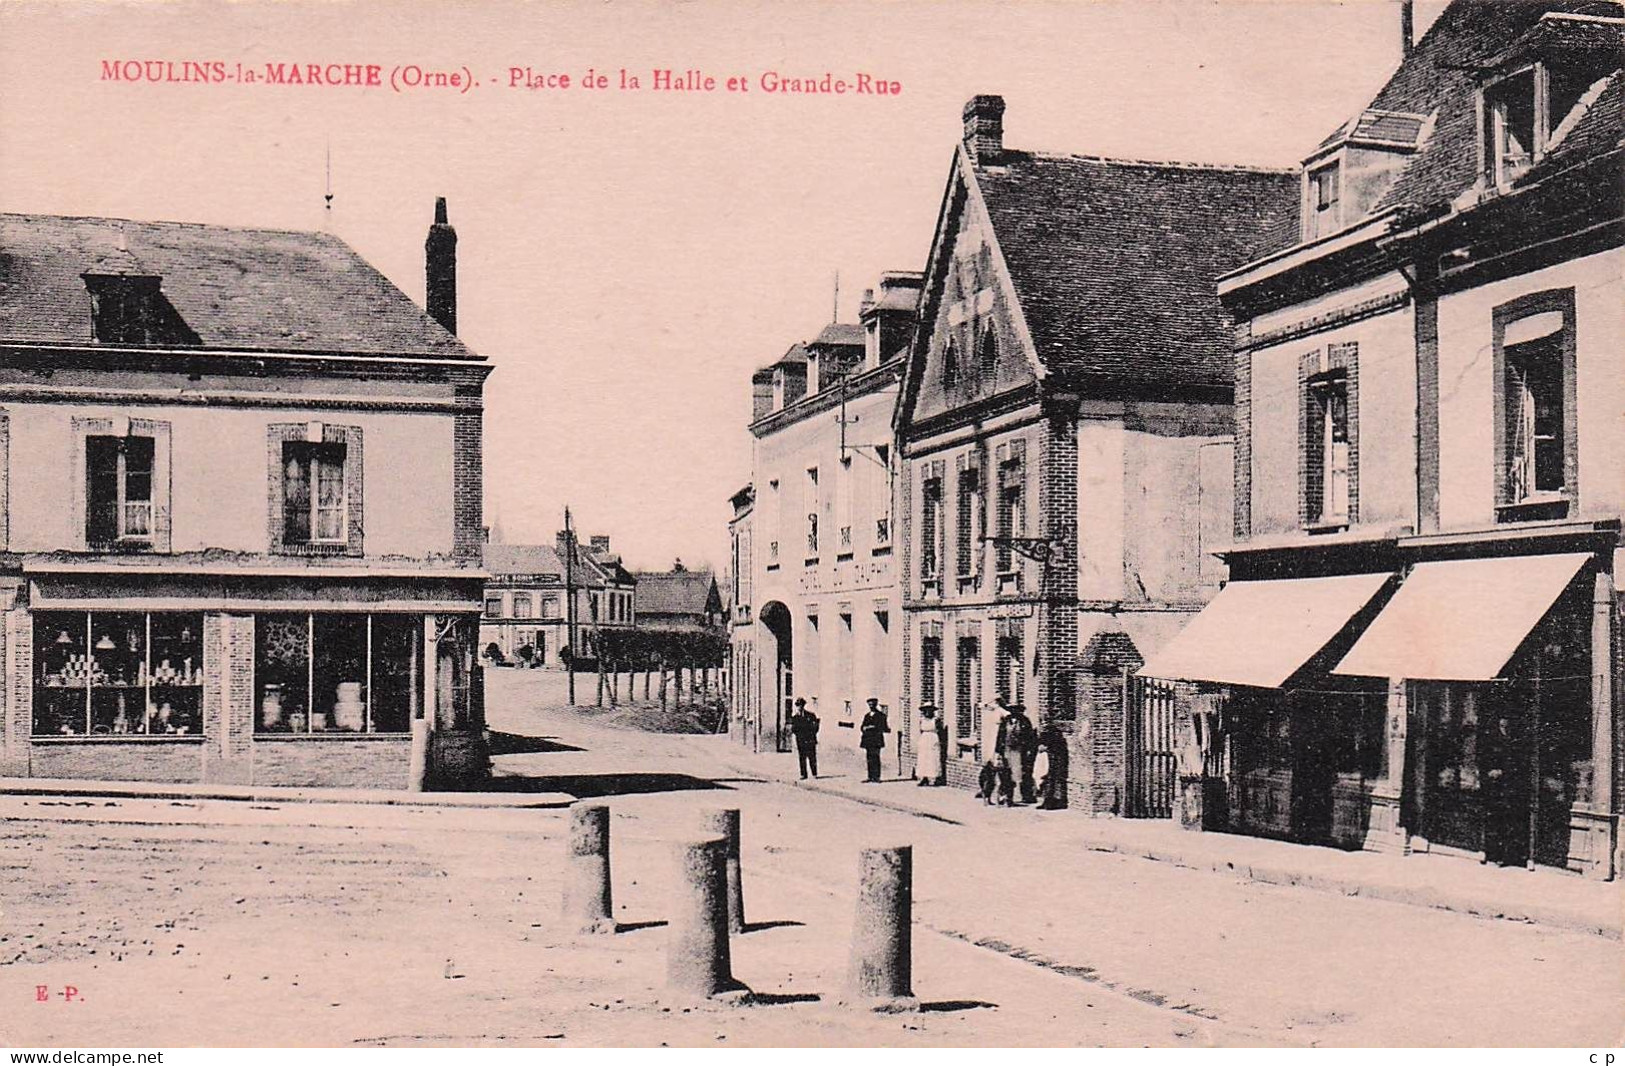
0;210;343;242
1012;149;1297;175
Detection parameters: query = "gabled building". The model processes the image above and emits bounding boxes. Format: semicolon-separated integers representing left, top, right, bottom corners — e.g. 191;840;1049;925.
633;562;723;631
894;96;1299;806
1141;0;1623;878
480;533;635;666
0;200;492;789
733;271;921;761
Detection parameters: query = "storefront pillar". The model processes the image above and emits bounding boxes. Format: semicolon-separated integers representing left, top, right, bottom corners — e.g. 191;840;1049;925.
1576;571;1617;879
421;614;438;730
1;598;30;778
1405;678;1431;853
201;613;254;785
1363;678;1410;853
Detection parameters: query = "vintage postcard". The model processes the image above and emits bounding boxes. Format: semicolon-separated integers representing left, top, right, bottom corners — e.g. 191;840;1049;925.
0;0;1621;1055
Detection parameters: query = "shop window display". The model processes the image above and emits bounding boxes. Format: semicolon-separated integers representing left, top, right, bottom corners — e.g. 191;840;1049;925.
33;611;204;737
256;612;418;734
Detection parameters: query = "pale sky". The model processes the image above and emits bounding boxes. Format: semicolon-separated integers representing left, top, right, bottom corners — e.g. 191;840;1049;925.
0;0;1446;573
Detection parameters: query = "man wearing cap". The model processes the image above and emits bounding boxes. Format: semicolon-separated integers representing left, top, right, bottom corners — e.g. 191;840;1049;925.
858;697;890;783
789;698;820;780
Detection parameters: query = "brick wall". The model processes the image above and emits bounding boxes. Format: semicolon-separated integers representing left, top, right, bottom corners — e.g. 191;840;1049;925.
1039;403;1079;727
31;741;205;782
452;373;485;563
3;608;32;776
253;738;412;789
202;613;256;785
1232;323;1253;540
1415;278;1440;532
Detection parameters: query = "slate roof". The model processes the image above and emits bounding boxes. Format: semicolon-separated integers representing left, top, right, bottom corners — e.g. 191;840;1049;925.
1360;1;1624;214
485;543;614;587
973;153;1299;391
0;212;479;359
863;283;920;315
483;543;567;578
809;322;865;348
632;569;719;617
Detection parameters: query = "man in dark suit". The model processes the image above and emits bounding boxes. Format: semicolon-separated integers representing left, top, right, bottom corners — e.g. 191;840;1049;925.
789;698;820;779
859;697;890;783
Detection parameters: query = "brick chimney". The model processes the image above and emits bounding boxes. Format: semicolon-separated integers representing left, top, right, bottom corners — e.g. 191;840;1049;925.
590;535;611;553
1400;0;1414;56
425;196;457;335
963;95;1005;166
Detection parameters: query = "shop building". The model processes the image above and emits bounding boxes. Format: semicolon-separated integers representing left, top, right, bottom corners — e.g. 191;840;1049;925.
0;200;493;789
1139;0;1623;878
480;533;635;666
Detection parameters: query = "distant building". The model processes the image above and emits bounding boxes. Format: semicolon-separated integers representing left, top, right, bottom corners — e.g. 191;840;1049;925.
632;562;723;631
480;533;635;665
0;199;492;789
732;270;921;763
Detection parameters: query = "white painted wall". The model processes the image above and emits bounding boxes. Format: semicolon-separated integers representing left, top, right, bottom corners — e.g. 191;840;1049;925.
1249;296;1416;536
5;396;456;557
1077;419;1126;601
1436;247;1624;530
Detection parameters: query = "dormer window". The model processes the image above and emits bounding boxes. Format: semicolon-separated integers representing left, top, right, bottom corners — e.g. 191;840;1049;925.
1480;46;1615;192
83;274;161;344
1305;162;1342;241
1483;68;1538;188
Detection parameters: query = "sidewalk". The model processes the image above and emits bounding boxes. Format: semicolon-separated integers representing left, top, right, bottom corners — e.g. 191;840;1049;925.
720;743;1624;941
0;775;574;809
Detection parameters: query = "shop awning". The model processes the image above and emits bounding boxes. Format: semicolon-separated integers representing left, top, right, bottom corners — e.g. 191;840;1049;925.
1137;572;1393;688
1332;552;1590;681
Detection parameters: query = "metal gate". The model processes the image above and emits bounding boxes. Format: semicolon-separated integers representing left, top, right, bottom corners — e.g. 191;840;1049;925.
1125;674;1177;818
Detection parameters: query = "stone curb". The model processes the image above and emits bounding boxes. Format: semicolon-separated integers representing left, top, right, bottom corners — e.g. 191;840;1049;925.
0;777;575;810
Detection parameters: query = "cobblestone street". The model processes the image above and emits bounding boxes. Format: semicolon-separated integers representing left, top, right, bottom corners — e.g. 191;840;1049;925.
2;669;1618;1047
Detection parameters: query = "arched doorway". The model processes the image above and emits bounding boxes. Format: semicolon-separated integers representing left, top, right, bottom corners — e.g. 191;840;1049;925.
759;601;793;753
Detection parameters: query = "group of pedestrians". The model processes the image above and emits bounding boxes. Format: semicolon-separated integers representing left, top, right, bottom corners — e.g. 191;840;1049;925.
977;697;1060;807
787;695;893;784
785;693;1061;807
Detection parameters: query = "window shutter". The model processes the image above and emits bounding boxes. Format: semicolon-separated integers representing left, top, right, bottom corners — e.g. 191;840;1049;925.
267;423;303;553
328;424;365;557
132;419;172;552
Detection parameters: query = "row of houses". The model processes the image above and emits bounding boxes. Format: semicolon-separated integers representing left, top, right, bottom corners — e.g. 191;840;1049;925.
480;534;723;667
728;0;1624;880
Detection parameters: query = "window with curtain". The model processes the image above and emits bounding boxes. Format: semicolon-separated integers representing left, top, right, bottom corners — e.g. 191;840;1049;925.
283;441;347;544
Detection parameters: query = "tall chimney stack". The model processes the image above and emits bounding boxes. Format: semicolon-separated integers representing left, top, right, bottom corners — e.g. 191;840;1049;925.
1400;0;1414;56
962;95;1006;167
426;196;458;335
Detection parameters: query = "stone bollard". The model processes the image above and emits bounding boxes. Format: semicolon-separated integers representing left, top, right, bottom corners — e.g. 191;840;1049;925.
406;716;430;792
666;837;745;999
700;808;746;934
847;845;916;1010
562;804;615;934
